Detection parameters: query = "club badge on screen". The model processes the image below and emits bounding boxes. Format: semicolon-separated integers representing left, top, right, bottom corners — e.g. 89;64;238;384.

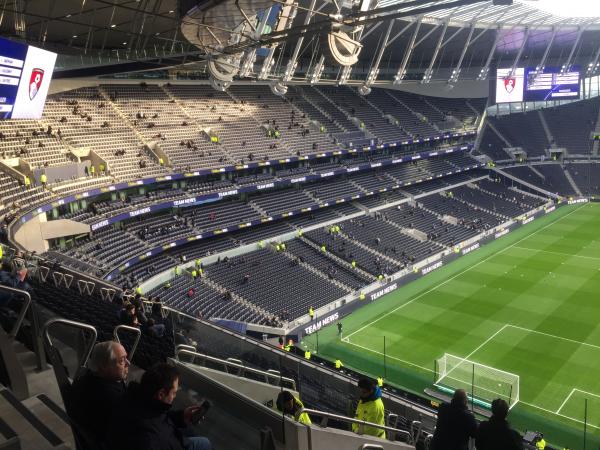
29;68;44;100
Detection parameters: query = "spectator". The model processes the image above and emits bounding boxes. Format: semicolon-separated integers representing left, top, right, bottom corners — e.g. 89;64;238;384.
352;378;385;438
276;390;311;425
431;389;477;450
151;298;163;317
145;318;165;338
119;303;139;327
108;363;212;450
475;398;523;450
69;341;129;442
132;296;148;325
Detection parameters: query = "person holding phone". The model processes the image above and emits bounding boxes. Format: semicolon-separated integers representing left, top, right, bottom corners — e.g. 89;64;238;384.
108;363;212;450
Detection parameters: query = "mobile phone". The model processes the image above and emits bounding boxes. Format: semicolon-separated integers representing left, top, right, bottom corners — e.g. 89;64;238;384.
192;400;212;423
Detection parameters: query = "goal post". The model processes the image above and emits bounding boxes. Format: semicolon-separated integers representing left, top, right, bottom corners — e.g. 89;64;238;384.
434;353;520;410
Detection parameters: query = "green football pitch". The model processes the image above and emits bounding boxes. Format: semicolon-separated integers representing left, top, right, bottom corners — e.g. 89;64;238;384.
302;202;600;449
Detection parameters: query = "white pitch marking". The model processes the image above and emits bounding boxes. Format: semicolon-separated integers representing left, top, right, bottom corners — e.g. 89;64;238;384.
344;204;586;342
512;246;600;262
556;388;576;414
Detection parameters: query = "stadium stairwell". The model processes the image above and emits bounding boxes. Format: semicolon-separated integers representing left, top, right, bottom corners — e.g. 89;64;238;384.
562;169;583;197
537;109;555;146
493;167;558;199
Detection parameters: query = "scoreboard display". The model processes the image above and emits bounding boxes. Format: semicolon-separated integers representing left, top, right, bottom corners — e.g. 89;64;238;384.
524;66;581;101
0;37;57;119
495;66;581;104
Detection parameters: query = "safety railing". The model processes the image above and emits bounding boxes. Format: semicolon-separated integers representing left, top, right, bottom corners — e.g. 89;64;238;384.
297;408;413;444
42;318;98;380
176;348;296;390
0;285;31;339
113;324;141;361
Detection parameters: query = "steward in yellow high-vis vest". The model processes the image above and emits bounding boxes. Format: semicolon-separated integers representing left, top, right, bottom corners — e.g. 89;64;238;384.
276;391;311;425
353;378;386;439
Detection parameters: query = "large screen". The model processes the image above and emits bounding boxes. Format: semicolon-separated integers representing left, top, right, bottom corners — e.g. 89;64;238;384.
524;66;580;101
495;67;525;103
495;66;581;104
0;37;57;119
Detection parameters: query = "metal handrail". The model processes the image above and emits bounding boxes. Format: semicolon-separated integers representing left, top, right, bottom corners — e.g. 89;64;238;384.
0;285;31;339
176;344;196;352
113;325;141;361
42;318;98;370
176;349;296;390
296;408;413;443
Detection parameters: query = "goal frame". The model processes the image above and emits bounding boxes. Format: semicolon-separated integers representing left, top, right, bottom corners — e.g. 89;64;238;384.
434;353;520;410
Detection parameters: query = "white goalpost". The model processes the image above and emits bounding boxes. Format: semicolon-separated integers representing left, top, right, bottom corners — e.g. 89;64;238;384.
434;353;520;410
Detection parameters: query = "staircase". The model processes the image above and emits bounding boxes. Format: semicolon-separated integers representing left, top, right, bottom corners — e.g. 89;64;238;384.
97;86;146;145
294;87;339;129
384;90;439;132
160;85;238;164
248;200;269;216
379;216;431;244
277;248;353;292
537;110;554;146
593;106;600;156
452;187;509;220
203;275;272;319
338;231;400;265
0;339;75;450
299;236;376;281
529;165;546;180
562;166;584;196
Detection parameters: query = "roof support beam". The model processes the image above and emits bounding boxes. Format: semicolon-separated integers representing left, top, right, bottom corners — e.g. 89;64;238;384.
385;19;416;48
477;26;501;80
587;42;600;76
360;22;382;42
365;19;394;87
413;22;442;48
282;0;318;82
449;23;475;83
562;25;587;72
509;27;529;77
393;17;421;84
422;20;448;83
536;27;557;72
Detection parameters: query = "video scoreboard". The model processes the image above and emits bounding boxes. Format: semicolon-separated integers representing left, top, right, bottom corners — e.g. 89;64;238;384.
495;66;581;104
0;37;57;119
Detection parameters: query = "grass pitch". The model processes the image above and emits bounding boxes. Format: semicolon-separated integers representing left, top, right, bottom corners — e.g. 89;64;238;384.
303;203;600;449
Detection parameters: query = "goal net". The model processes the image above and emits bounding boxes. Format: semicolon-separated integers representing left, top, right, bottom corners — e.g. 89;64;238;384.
434;353;520;409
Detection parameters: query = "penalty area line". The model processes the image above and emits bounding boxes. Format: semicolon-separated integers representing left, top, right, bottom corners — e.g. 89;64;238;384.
341;339;434;373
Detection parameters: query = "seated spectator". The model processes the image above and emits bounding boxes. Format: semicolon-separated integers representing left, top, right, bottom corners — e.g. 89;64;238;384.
151;297;163;317
119;303;139;327
108;363;211;450
132;296;148;325
431;389;477;450
68;341;129;442
476;399;523;450
276;390;311;425
145;317;165;338
352;378;385;438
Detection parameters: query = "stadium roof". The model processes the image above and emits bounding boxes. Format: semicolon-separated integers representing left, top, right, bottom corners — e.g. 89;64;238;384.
379;0;600;29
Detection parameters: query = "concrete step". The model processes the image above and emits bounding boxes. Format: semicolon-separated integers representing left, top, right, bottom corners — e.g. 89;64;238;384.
22;395;74;449
0;388;71;450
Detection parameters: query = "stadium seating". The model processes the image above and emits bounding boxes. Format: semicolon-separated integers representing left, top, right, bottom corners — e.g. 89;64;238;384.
542;98;600;154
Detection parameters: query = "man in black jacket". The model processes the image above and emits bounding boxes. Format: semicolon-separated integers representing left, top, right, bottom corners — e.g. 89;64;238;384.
69;341;129;442
476;399;523;450
431;389;478;450
108;363;211;450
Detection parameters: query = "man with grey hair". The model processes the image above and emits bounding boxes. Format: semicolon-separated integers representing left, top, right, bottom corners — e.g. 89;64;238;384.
69;340;129;443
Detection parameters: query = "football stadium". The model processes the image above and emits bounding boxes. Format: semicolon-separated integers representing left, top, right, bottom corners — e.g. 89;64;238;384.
0;0;600;449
